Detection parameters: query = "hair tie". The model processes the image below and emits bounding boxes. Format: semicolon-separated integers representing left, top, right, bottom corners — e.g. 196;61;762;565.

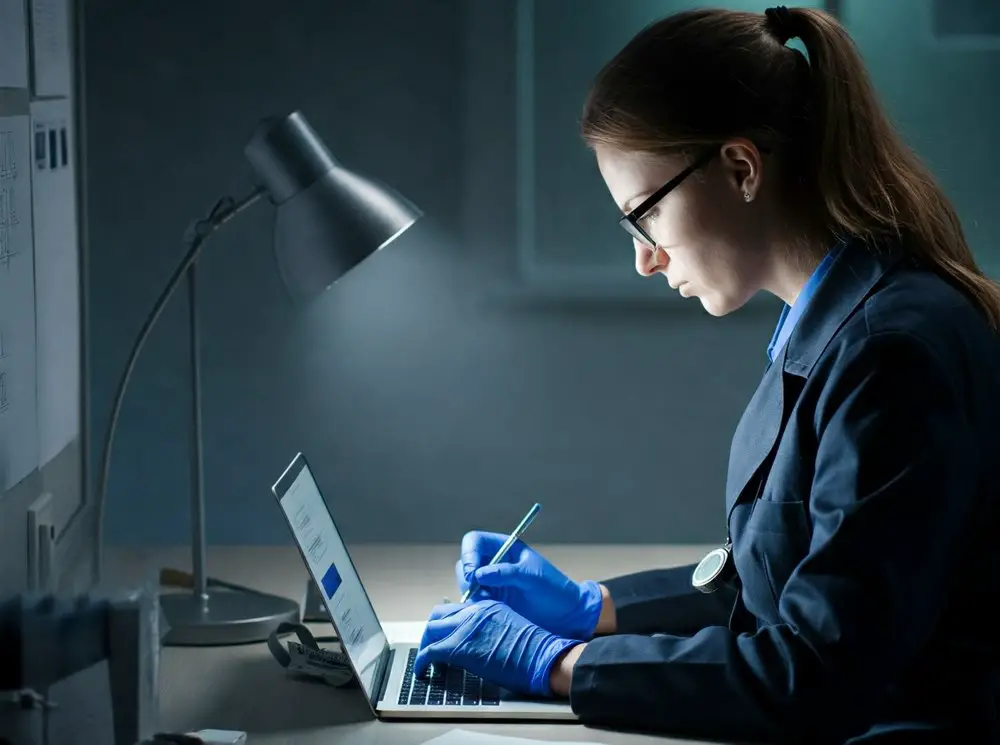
765;5;796;45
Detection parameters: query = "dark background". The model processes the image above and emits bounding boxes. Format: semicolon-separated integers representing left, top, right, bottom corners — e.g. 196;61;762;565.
86;0;1000;546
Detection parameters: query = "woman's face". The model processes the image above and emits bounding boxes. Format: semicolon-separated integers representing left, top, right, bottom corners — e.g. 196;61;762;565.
595;142;775;316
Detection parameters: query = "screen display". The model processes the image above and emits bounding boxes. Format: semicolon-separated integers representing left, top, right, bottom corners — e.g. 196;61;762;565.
279;464;388;700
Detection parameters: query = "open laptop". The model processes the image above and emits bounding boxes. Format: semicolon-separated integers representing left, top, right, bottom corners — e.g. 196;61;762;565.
272;452;577;721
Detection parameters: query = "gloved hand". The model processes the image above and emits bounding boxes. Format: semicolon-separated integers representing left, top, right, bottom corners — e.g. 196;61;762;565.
414;600;580;697
456;531;604;640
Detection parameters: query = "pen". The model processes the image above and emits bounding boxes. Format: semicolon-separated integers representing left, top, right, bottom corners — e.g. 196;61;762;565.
460;502;542;603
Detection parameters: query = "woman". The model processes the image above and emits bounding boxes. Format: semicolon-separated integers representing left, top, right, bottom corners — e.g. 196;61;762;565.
414;6;1000;742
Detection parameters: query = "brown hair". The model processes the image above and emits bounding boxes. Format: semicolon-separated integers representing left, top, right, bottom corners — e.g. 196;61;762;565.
581;7;1000;327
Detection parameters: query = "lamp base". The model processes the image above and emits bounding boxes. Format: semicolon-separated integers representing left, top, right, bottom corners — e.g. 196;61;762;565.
159;588;300;646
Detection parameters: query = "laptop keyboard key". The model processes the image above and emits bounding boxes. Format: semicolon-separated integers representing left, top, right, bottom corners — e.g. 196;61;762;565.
481;683;500;704
398;650;491;707
463;676;482;705
426;662;447;705
444;667;464;705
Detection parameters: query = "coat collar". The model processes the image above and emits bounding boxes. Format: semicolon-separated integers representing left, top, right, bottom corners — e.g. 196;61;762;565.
781;240;904;377
724;239;904;522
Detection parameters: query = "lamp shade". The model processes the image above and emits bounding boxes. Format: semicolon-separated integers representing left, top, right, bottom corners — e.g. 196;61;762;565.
244;111;422;303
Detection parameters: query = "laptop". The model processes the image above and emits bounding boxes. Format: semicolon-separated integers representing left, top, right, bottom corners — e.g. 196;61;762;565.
272;452;577;721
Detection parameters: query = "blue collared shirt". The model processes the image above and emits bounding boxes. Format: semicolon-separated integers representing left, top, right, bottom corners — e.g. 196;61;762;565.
767;243;845;362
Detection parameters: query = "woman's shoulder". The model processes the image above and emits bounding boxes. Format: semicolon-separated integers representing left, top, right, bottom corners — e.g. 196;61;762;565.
864;264;988;335
820;263;1000;391
822;260;997;355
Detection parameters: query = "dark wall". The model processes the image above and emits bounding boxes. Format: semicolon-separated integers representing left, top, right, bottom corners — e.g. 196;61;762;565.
87;0;773;547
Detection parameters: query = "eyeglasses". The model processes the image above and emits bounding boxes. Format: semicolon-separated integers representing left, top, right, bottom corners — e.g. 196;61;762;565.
618;148;718;248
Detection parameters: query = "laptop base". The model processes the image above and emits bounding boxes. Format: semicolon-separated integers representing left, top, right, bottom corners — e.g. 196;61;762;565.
376;642;577;721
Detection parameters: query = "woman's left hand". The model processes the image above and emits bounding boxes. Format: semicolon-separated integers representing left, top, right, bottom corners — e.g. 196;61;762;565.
414;600;581;697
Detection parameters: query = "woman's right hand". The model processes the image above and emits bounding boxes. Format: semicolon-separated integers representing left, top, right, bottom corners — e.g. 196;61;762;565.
455;530;605;640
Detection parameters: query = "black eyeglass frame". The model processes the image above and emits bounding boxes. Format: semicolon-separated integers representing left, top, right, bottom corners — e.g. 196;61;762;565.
618;148;719;247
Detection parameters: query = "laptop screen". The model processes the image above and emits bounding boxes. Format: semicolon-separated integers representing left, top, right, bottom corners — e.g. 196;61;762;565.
275;455;389;701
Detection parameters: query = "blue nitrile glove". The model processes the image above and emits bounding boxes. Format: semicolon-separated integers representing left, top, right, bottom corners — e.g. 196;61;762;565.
414;600;580;697
456;531;603;640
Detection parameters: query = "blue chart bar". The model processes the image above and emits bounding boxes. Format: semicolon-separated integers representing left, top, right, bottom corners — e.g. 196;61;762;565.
321;562;343;598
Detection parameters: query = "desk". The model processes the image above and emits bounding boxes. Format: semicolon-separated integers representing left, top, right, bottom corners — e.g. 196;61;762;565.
107;544;717;745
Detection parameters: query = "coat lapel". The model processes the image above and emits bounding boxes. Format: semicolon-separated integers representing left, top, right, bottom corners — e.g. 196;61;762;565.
724;240;906;525
725;345;786;519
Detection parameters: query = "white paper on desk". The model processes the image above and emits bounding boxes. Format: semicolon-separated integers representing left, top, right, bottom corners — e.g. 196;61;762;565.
421;730;605;745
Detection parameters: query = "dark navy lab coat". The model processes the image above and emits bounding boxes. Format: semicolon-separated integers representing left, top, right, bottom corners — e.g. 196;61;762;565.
569;242;1000;743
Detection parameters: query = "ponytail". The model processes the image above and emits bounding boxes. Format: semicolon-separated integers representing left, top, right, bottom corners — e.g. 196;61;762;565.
788;7;1000;328
580;5;1000;327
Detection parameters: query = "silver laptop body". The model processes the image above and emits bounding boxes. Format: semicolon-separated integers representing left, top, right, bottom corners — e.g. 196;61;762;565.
272;452;576;721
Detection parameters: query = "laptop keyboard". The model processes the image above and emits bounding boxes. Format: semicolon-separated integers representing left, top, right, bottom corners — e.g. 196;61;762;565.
398;648;500;706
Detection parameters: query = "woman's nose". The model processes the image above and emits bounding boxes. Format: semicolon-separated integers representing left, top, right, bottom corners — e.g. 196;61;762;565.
634;241;667;277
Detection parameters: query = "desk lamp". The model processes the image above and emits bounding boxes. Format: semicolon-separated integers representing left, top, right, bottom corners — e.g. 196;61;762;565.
93;111;421;645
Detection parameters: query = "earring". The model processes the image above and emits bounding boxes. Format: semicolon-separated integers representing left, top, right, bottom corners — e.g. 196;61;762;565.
743;191;752;203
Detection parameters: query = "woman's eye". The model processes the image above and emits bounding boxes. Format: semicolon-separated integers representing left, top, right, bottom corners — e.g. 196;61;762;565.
639;208;659;227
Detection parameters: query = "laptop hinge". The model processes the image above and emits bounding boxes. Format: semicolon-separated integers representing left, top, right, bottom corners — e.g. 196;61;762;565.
373;646;395;706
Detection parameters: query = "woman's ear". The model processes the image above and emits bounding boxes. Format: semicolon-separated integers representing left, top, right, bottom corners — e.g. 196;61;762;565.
719;139;764;201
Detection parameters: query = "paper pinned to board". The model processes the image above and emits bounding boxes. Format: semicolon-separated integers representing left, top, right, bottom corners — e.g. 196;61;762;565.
420;730;606;745
30;0;71;97
0;115;39;492
30;97;80;467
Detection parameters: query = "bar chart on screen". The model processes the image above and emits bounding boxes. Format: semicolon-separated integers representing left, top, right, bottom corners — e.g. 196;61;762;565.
320;560;342;597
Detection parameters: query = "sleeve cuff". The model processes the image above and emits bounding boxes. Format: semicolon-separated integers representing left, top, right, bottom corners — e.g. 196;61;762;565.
535;636;584;698
567;635;606;710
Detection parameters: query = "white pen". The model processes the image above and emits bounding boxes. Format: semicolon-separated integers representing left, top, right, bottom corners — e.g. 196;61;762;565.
460;502;542;603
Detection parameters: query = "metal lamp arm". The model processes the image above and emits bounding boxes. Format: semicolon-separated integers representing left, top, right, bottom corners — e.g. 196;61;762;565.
92;187;265;584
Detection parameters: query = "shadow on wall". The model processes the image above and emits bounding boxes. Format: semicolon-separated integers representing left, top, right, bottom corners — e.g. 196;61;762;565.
89;0;775;548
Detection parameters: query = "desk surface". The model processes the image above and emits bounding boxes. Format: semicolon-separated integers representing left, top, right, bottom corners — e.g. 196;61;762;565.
108;544;716;745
